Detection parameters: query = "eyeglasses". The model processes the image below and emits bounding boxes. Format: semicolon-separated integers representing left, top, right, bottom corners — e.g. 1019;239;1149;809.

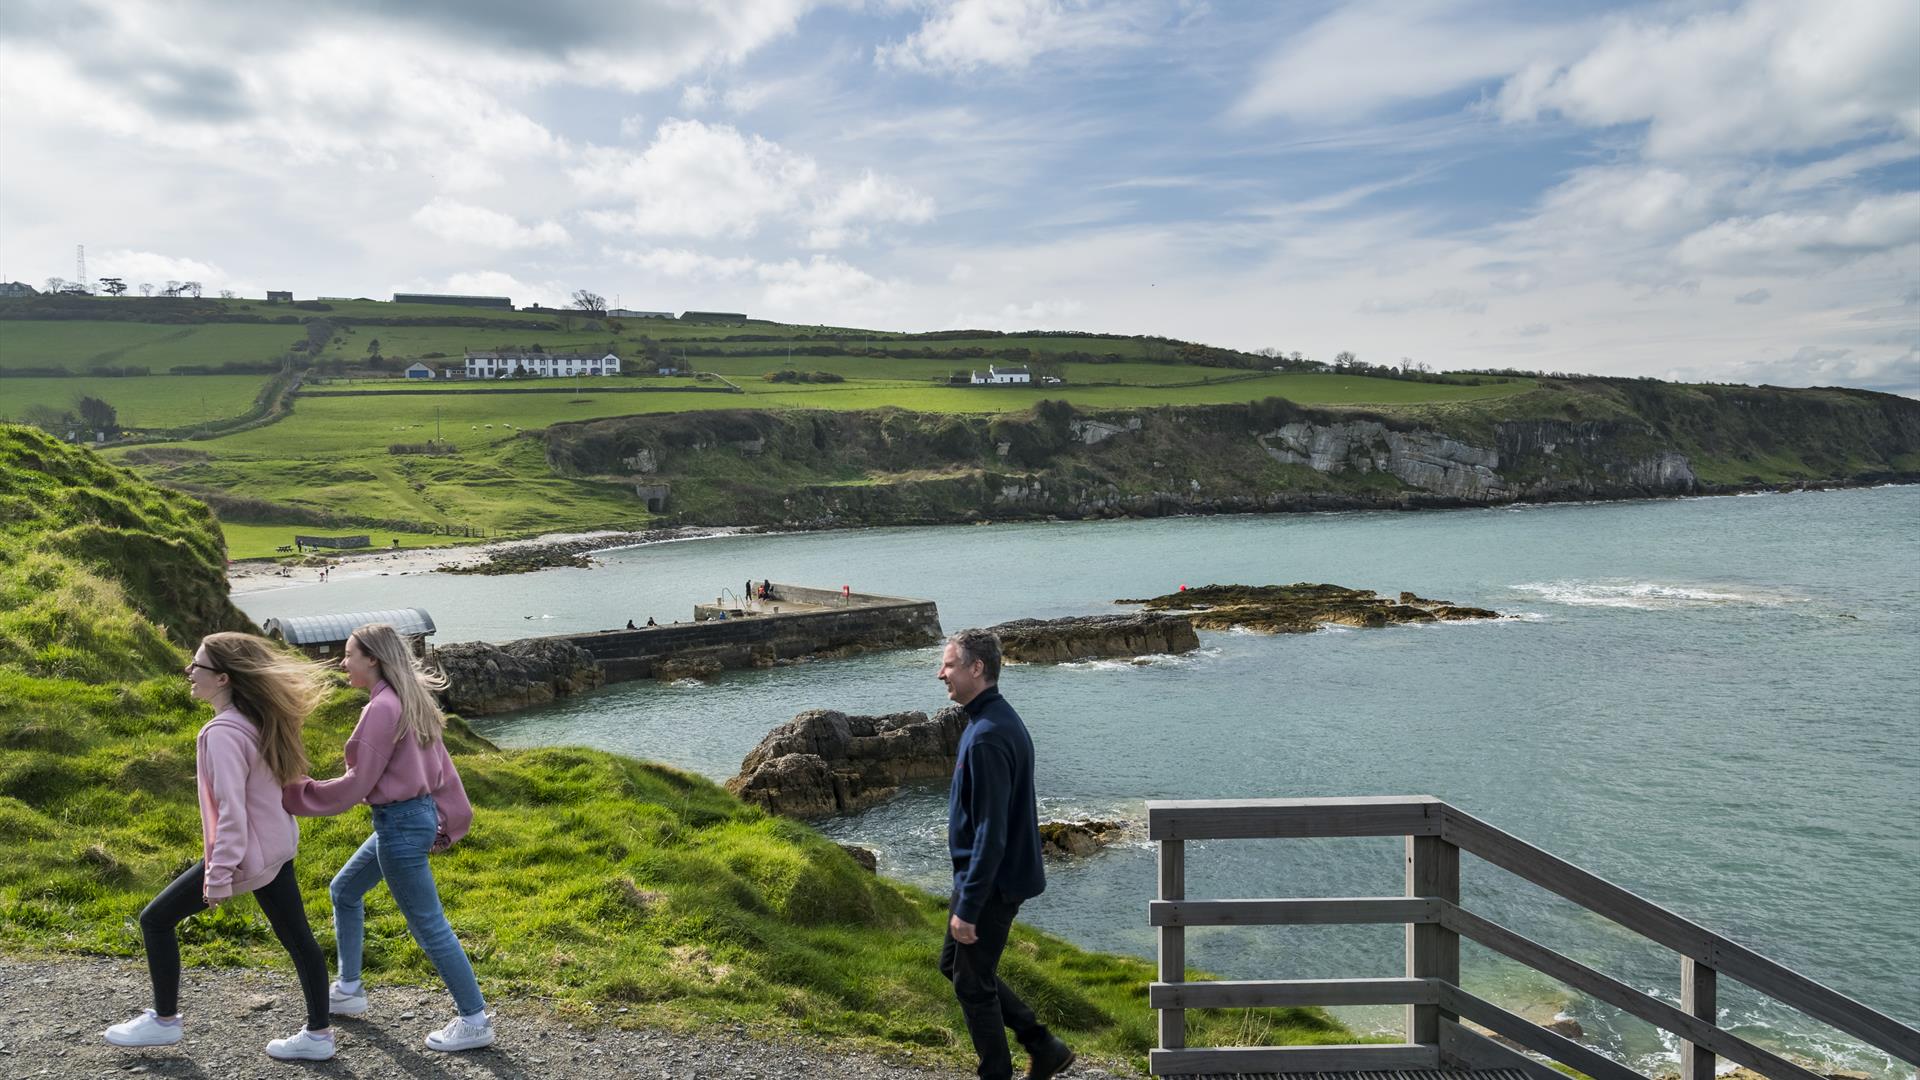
186;662;223;675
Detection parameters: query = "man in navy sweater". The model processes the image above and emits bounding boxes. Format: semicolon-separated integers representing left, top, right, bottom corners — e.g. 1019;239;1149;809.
939;629;1075;1080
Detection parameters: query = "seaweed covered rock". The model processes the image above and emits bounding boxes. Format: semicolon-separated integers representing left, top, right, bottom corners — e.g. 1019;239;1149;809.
1121;583;1500;632
727;707;968;818
1039;819;1127;858
989;612;1199;663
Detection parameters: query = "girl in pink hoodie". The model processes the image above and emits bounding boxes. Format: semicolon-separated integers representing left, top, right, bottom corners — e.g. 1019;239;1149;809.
282;622;492;1053
104;633;336;1062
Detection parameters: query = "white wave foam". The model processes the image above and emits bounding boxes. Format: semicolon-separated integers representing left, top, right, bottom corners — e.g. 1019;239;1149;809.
1511;580;1801;610
1057;648;1217;672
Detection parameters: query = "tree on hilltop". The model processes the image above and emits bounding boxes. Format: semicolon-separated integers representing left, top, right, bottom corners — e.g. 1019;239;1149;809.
572;289;607;315
99;277;128;296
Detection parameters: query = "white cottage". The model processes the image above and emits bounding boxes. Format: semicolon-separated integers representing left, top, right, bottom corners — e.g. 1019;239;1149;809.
464;351;622;378
969;364;1032;385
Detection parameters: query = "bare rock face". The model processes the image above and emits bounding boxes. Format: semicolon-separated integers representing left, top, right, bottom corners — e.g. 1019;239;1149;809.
434;638;605;717
989;612;1200;663
726;707;968;818
1121;583;1500;632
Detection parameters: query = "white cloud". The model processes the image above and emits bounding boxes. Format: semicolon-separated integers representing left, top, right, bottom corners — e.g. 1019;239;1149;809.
1235;2;1591;122
1700;344;1920;396
573;119;816;238
410;198;569;249
1674;192;1920;273
1734;288;1772;305
1514;322;1550;337
808;171;936;247
574;119;934;247
878;0;1152;74
90;250;226;288
1358;289;1488;316
1494;0;1920;158
756;255;895;313
617;247;759;279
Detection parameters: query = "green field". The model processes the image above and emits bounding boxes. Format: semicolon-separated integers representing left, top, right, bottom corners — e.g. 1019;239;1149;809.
0;321;301;372
218;522;481;561
0;374;270;429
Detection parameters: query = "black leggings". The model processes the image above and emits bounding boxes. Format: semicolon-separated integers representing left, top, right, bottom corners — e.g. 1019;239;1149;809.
139;859;330;1031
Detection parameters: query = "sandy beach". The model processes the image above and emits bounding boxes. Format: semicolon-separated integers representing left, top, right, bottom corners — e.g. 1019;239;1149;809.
226;526;750;596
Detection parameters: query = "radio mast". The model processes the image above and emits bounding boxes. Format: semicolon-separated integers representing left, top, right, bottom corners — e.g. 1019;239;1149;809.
75;245;87;293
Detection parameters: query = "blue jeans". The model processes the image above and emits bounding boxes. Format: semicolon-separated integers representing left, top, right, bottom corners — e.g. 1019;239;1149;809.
330;794;485;1016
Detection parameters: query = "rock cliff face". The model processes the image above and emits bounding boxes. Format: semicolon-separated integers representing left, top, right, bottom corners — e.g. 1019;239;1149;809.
989;613;1200;663
726;707;968;818
434;638;605;717
543;382;1919;528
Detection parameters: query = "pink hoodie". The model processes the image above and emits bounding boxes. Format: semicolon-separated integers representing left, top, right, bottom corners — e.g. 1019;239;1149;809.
281;680;473;848
197;709;300;901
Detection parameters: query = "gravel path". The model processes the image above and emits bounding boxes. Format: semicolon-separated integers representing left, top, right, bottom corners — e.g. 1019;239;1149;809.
2;955;1130;1080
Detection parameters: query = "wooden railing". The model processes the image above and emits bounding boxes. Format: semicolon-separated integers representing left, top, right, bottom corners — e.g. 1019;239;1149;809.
1146;796;1919;1078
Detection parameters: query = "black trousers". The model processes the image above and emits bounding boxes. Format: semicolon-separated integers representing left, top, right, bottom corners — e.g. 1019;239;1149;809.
940;892;1048;1080
139;858;330;1031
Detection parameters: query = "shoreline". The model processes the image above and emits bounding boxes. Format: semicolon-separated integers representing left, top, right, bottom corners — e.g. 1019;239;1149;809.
226;525;762;595
223;480;1917;593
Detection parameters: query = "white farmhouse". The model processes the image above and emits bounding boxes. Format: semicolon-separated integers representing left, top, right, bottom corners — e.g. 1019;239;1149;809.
464;350;621;378
969;364;1032;385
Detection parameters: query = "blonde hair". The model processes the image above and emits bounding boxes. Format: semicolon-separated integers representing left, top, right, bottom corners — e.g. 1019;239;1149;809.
350;622;448;745
199;632;326;785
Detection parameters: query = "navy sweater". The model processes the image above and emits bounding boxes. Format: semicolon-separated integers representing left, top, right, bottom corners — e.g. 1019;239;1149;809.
947;687;1046;923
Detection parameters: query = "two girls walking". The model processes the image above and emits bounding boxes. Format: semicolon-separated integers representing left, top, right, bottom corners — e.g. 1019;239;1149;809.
106;623;492;1060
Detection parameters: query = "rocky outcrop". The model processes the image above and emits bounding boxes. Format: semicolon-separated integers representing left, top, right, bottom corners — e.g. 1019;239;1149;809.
1260;421;1513;501
1039;819;1127;858
726;707;969;818
1124;583;1500;632
989;613;1200;663
433;638;605;716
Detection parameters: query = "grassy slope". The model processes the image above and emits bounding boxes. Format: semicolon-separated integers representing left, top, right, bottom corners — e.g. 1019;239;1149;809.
0;424;1351;1068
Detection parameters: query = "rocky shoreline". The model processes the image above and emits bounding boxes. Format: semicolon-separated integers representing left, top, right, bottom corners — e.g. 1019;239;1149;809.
989;612;1200;664
1121;583;1502;632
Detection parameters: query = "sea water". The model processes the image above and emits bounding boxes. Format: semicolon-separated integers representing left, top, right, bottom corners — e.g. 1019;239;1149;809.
238;485;1920;1076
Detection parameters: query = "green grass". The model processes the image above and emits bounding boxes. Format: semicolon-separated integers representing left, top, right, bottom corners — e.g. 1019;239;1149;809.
0;321;301;372
218;523;481;561
2;427;1357;1069
0;374;272;429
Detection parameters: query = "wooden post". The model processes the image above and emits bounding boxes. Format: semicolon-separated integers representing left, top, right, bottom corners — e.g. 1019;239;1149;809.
1682;958;1717;1080
1407;834;1461;1045
1159;838;1186;1051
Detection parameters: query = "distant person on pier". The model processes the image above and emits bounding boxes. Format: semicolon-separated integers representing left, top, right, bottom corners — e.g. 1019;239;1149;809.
646;616;657;627
626;620;637;630
936;628;1075;1080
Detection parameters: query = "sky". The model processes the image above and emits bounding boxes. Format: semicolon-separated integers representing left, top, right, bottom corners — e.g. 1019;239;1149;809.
1;0;1916;394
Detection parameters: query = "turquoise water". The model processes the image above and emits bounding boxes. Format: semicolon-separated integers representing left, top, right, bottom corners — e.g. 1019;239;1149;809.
238;487;1920;1076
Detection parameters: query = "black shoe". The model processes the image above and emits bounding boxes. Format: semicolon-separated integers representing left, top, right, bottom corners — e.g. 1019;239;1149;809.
1024;1035;1076;1080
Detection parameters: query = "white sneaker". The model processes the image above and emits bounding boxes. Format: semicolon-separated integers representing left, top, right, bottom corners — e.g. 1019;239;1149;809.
329;980;368;1018
104;1009;184;1047
266;1027;336;1061
424;1014;495;1052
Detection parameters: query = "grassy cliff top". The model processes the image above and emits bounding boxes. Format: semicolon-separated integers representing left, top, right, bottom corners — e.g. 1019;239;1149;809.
0;424;250;643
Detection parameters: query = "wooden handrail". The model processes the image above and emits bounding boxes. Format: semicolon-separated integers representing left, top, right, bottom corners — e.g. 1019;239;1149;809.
1143;796;1920;1077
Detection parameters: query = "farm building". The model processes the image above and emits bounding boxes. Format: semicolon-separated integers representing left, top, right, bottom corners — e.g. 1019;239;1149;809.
404;362;434;379
609;308;674;318
970;365;1032;385
1;281;41;298
463;350;621;378
392;292;513;309
680;310;748;322
262;608;436;661
265;290;293;303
